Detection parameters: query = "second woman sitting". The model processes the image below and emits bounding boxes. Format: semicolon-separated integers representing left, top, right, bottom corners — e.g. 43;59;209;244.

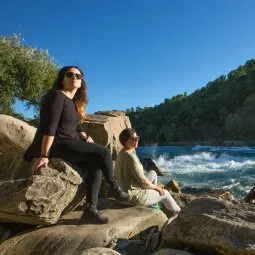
115;128;181;216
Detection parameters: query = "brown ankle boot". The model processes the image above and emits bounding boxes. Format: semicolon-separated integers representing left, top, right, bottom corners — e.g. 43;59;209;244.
80;202;109;224
109;179;130;201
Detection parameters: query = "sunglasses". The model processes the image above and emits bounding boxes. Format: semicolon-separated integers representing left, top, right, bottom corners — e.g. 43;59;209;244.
130;136;140;142
65;72;83;80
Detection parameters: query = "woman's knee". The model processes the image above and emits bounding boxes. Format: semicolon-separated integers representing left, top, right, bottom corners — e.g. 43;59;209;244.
145;170;157;181
149;170;157;179
102;147;111;159
94;144;111;158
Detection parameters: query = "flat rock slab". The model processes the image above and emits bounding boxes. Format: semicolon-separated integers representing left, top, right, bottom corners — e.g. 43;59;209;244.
0;199;167;255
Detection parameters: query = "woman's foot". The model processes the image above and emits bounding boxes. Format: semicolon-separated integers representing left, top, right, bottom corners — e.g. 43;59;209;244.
111;186;130;201
80;202;109;224
110;180;130;201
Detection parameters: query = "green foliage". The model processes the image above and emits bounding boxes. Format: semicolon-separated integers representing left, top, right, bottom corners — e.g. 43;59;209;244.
126;59;255;144
0;34;57;116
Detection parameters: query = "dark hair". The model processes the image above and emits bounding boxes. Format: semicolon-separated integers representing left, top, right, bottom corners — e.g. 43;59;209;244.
52;65;88;121
119;128;136;146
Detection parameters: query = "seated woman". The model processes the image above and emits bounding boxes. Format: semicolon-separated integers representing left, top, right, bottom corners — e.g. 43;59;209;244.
23;65;129;224
115;128;181;215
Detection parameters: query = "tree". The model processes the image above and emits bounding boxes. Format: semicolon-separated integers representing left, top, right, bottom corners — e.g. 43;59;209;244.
225;114;243;139
0;34;57;116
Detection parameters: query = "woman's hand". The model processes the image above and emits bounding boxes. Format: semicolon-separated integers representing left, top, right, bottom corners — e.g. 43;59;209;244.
80;132;94;143
32;157;49;174
155;187;164;196
84;136;94;143
142;178;164;195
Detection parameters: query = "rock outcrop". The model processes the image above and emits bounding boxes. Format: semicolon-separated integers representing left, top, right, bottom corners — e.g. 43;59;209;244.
165;180;180;193
0;112;132;225
0;152;82;225
162;197;255;255
245;187;255;203
0;115;36;153
94;110;126;117
0;199;167;255
82;112;131;160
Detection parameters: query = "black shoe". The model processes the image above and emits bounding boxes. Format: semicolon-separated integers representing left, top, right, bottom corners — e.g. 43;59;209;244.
80;202;109;224
110;186;130;201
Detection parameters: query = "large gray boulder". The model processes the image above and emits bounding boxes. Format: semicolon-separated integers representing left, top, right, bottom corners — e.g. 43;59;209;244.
0;115;36;153
162;197;255;255
141;158;164;176
82;111;131;160
0;152;82;225
0;199;167;255
0;151;30;181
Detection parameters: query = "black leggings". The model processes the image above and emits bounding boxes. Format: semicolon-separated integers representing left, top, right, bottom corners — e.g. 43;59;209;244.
50;139;115;203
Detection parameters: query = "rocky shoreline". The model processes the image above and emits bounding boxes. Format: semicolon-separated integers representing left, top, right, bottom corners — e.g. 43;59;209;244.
0;114;254;255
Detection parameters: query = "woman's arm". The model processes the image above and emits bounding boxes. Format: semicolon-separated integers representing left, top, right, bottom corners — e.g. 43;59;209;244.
32;135;54;173
141;178;164;196
32;91;65;173
41;135;55;156
128;154;164;196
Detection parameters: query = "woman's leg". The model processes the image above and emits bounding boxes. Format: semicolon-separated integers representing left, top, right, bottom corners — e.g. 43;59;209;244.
82;164;103;204
78;162;109;224
144;170;157;185
51;139;115;182
143;189;181;214
50;139;129;200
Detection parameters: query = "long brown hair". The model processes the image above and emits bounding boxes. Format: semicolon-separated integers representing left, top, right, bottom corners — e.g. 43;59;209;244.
52;65;88;121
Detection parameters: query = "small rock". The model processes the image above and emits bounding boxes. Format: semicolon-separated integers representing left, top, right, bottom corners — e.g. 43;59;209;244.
80;247;121;255
166;180;180;193
245;187;255;203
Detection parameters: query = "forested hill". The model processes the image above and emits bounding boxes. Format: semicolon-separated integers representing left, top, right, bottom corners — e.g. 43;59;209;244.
126;59;255;145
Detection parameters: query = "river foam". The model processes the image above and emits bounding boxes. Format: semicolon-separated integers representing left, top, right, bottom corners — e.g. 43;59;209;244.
137;145;255;198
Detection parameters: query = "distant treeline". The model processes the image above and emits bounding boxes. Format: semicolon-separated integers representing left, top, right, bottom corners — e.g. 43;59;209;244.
126;59;255;145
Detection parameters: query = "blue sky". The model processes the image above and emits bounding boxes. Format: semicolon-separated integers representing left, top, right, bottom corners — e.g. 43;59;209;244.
2;0;255;118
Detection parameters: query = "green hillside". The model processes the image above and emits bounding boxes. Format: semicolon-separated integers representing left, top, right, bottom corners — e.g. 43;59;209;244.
126;59;255;145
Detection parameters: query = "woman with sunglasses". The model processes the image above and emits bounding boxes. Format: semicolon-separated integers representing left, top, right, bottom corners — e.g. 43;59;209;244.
115;128;181;216
23;66;129;224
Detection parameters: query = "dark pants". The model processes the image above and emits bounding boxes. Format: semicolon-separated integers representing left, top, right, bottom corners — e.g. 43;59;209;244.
50;139;115;203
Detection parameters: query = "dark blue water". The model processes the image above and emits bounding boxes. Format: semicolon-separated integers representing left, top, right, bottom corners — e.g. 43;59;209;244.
137;145;255;199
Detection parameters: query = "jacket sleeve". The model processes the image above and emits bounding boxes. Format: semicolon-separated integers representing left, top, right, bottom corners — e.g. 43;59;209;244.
77;123;86;133
43;91;65;136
